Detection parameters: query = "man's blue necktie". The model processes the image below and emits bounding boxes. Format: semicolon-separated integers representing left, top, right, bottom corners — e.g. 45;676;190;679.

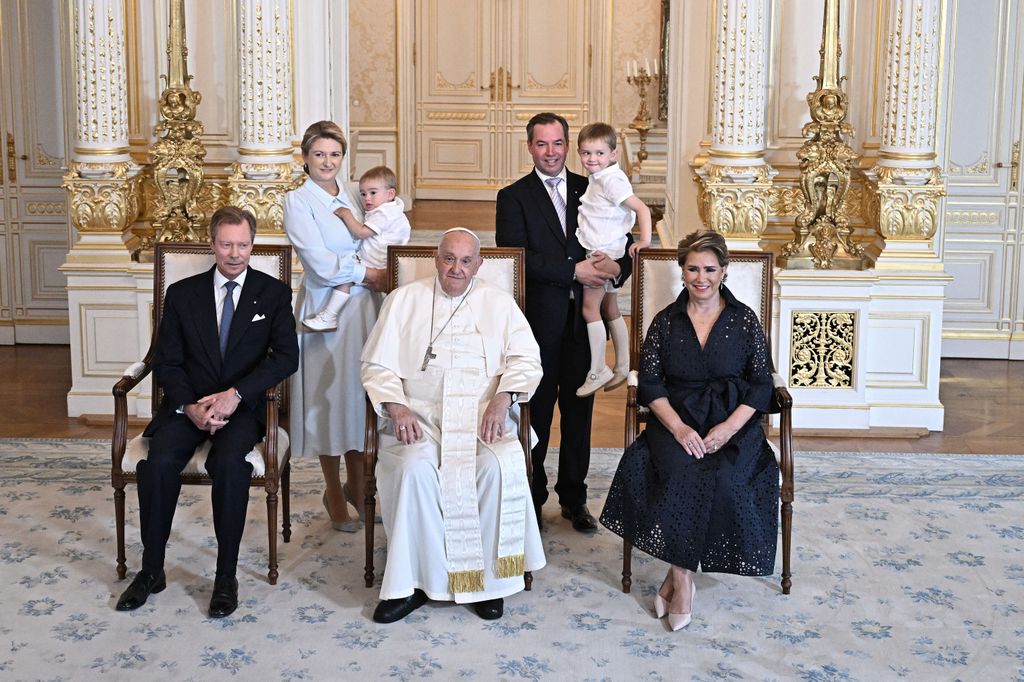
219;281;238;357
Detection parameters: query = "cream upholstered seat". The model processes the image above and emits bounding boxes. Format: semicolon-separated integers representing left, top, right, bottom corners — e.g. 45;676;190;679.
360;243;533;590
111;242;293;585
621;248;794;595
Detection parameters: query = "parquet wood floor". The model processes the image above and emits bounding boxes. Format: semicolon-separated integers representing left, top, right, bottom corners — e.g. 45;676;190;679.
1;343;1021;454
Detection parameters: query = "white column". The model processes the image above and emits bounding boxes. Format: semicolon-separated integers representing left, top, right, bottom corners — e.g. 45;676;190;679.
877;0;942;172
236;0;295;173
695;0;775;245
867;0;945;249
707;0;771;170
71;0;130;171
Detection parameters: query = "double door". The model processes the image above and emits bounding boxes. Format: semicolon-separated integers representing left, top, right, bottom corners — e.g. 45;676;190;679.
414;0;607;199
0;0;71;344
940;0;1024;358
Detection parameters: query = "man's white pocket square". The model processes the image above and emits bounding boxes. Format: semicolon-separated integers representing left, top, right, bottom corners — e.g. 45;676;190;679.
251;313;266;322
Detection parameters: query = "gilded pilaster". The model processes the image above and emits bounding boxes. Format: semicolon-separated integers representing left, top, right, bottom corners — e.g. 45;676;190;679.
64;0;141;239
866;0;945;248
694;0;776;242
228;0;301;231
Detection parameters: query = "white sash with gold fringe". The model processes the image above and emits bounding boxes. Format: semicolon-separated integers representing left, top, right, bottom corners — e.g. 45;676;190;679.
439;368;529;593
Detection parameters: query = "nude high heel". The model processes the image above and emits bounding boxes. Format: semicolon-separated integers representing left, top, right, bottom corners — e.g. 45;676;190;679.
667;581;696;632
654;594;668;619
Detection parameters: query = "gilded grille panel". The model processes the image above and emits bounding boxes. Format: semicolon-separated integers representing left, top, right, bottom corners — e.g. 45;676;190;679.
790;311;856;388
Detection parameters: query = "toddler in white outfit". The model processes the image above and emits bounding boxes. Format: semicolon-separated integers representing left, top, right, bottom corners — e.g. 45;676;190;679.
303;165;411;331
574;122;651;396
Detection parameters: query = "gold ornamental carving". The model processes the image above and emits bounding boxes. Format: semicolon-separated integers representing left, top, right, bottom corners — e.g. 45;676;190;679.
63;161;141;233
426;112;488;121
790;311;855;388
696;165;775;237
227;162;303;234
435;72;476;90
6;132;16;183
778;0;867;270
771;183;872;225
526;72;569;91
949;152;990;177
149;0;208;247
25;202;67;216
867;166;945;241
945;210;999;226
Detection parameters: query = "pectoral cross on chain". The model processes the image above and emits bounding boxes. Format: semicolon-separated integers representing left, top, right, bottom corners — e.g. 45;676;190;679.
421;346;436;371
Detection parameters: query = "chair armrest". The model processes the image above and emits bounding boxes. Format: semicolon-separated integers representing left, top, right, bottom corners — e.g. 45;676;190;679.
624;384;639;448
364;395;378;473
773;381;794;503
112;346;155;476
773;380;793;410
261;385;282;481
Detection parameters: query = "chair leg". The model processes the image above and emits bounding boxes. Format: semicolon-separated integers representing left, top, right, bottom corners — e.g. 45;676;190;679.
114;485;127;580
622;539;633;593
781;498;792;595
364;474;377;588
524;570;532;591
281;461;292;543
266;489;279;585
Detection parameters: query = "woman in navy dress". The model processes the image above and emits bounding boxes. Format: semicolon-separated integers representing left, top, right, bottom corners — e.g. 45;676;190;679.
600;231;778;631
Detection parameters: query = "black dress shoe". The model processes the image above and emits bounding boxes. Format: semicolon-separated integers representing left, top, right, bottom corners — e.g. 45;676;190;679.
373;589;428;624
473;598;504;620
561;504;598;533
208;575;239;618
116;569;166;611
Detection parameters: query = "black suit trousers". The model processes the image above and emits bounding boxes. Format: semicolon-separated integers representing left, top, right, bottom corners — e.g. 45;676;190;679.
530;297;594;511
137;409;259;577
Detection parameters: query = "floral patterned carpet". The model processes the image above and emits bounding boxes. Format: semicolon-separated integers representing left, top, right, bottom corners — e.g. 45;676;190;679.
1;438;1022;681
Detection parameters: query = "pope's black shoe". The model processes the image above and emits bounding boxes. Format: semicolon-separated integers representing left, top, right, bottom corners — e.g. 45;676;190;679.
372;589;428;624
115;569;166;611
208;575;239;618
473;598;504;620
561;504;598;533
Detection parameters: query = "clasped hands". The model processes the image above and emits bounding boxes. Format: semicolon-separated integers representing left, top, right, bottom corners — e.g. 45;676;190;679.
384;393;515;446
672;422;737;460
184;388;241;434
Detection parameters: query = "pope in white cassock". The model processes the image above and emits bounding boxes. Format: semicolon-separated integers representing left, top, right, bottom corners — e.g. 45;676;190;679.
360;228;546;623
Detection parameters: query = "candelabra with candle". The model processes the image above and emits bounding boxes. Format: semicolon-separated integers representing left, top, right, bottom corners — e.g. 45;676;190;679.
626;59;656;174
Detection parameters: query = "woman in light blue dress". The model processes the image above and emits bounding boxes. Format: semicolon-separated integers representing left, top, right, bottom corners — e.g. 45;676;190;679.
284;120;384;531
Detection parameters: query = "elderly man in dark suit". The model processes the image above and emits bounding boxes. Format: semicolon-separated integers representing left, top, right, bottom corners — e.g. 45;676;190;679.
495;112;632;534
116;205;299;618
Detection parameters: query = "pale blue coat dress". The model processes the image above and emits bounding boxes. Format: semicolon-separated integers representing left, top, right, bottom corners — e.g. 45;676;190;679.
284;176;383;456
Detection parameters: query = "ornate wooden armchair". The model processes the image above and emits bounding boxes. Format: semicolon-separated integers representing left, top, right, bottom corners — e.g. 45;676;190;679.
621;249;794;594
111;242;293;585
361;244;532;590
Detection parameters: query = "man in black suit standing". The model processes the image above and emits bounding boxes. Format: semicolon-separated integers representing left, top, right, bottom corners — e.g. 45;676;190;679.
496;113;632;533
116;206;299;617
